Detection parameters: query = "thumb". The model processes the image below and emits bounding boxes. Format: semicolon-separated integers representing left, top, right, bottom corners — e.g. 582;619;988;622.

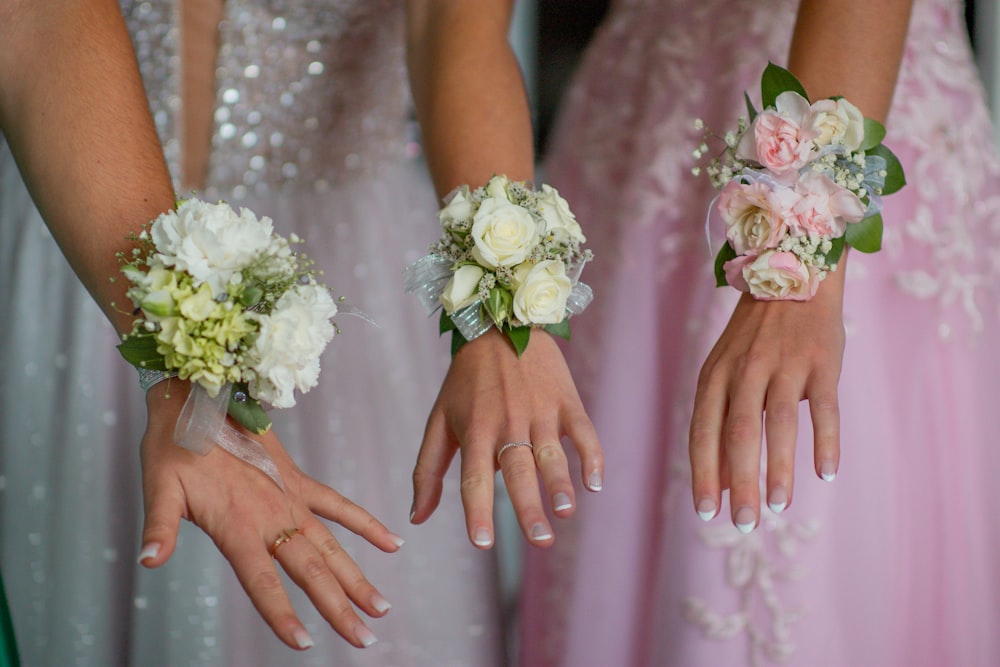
137;470;186;568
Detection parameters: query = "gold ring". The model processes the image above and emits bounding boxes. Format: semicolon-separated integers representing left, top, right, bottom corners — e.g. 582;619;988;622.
496;441;533;466
268;528;300;559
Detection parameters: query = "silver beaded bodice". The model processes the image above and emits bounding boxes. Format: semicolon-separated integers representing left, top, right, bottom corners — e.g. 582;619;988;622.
123;0;413;197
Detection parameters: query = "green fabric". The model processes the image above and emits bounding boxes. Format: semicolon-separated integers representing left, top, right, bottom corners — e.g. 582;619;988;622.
0;572;19;667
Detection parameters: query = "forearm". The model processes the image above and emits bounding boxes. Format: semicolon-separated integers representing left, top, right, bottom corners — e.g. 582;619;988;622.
0;0;175;335
405;0;533;197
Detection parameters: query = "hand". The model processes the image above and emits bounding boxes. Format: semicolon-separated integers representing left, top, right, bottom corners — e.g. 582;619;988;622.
410;328;603;548
136;382;403;650
689;276;845;532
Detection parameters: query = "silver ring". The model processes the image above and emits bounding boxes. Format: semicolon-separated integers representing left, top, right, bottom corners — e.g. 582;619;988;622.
496;441;533;465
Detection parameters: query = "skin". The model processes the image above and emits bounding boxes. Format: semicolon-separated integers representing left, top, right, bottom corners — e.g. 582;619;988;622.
688;0;915;531
406;0;604;548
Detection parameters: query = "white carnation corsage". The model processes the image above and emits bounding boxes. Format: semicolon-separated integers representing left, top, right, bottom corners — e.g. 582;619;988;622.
117;198;339;485
405;175;593;356
695;63;906;300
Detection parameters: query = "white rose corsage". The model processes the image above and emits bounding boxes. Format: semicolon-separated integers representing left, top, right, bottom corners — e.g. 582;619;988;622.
117;198;338;441
404;175;593;356
694;63;906;300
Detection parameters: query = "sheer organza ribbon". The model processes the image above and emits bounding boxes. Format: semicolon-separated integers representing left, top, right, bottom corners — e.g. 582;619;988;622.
174;383;285;490
403;255;594;341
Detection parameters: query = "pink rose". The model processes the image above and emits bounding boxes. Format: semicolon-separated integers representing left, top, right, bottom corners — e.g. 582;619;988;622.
787;171;866;237
718;179;798;255
737;91;816;177
725;250;819;301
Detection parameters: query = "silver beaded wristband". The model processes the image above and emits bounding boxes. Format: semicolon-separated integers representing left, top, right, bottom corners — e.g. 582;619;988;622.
138;368;178;393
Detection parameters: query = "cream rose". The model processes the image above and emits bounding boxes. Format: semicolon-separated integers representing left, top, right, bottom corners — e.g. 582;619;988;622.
485;174;512;200
440;264;486;313
718;179;797;254
537;184;586;245
512;259;572;325
470;198;540;268
737;91;816;177
808;98;864;151
725;250;819;301
438;185;475;224
788;171;866;237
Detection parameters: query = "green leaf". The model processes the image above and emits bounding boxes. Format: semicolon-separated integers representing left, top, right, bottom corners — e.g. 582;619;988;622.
761;62;808;108
860;118;886;151
744;92;758;122
484;286;512;328
117;332;168;370
824;234;846;265
227;388;272;434
544;318;571;341
439;308;456;335
867;144;906;195
450;330;468;357
845;213;883;253
714;241;738;288
506;326;531;358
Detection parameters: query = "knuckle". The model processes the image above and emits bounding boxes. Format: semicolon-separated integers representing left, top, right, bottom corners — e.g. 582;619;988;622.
725;414;761;444
533;444;565;467
503;462;538;486
316;535;344;561
766;404;798;428
248;568;286;597
302;556;329;581
459;472;493;494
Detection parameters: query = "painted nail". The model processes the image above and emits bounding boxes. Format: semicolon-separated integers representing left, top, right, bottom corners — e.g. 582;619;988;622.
293;627;314;650
408;504;416;523
530;523;553;542
472;528;493;547
695;498;717;522
819;460;837;482
553;492;573;512
587;471;603;492
768;488;788;514
734;507;756;534
371;594;392;614
389;533;406;549
356;624;378;648
136;542;160;565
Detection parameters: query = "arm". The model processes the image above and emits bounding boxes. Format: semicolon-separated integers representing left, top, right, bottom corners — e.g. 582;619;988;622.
689;0;914;530
0;0;399;649
406;0;603;548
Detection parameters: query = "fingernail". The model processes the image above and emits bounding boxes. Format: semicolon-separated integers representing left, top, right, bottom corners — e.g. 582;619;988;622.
530;523;553;542
356;624;378;648
695;498;716;522
553;492;573;512
587;471;603;492
734;507;756;534
819;460;837;482
472;528;493;547
371;594;392;614
408;505;416;523
389;533;406;548
768;488;788;514
137;542;160;565
293;627;314;650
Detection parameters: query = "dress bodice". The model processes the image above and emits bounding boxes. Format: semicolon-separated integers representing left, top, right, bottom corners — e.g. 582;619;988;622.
122;0;413;197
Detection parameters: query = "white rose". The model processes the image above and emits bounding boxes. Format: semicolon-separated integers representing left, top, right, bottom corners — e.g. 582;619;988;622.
536;184;585;244
470;198;540;269
742;250;819;301
438;185;475;225
440;264;485;314
485;174;512;200
808;98;864;151
512;259;572;325
246;283;338;408
150;199;274;295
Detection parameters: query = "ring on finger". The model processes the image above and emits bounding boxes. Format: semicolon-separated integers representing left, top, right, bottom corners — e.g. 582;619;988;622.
268;528;300;559
496;441;533;466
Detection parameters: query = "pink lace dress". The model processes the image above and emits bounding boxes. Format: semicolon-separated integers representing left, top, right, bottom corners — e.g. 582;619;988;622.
521;1;1000;665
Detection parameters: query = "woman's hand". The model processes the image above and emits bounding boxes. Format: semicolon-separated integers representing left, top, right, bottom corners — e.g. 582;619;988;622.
136;382;403;650
410;328;603;548
689;278;845;532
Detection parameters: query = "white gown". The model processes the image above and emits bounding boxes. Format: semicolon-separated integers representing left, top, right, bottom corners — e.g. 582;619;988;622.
0;1;505;665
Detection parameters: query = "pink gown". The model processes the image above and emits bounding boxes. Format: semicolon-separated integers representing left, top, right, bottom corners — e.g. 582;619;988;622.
520;0;1000;665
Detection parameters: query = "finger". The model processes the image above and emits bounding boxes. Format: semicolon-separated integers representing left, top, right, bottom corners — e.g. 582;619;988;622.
498;443;553;546
562;407;603;493
807;370;840;482
763;379;801;514
272;530;377;649
411;407;458;525
138;466;185;568
459;435;497;549
724;372;768;534
530;430;575;518
303;480;404;553
689;361;727;521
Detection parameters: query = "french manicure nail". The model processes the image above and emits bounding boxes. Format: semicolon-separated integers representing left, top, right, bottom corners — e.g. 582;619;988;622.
695;498;716;522
768;488;788;514
734;507;756;534
819;460;837;482
136;542;160;565
371;594;392;614
530;523;553;542
587;471;603;492
389;533;406;548
356;624;378;648
553;492;573;511
408;505;416;523
293;627;314;650
472;528;493;547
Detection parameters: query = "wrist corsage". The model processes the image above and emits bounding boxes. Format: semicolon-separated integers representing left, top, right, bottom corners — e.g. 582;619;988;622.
695;63;905;300
404;174;593;356
116;198;338;484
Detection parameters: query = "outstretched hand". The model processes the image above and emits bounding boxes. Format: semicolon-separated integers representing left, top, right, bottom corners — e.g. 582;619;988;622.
137;382;403;651
689;280;845;532
410;328;603;548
